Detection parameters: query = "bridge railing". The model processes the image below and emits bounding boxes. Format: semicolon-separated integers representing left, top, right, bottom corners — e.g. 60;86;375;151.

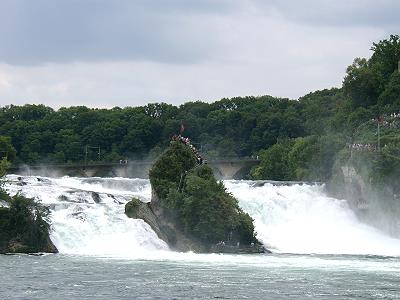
8;157;260;170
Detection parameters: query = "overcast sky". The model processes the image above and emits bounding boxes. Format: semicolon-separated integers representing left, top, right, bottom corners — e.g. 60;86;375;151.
0;0;398;108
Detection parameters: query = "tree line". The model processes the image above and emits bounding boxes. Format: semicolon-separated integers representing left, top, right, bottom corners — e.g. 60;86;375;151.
0;34;399;182
0;96;304;164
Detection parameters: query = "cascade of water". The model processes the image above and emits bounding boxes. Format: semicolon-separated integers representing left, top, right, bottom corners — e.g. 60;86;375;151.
4;175;400;257
4;175;168;256
225;181;400;256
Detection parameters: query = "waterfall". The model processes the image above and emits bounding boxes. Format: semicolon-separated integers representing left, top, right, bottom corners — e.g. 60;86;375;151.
4;175;400;257
4;175;168;257
225;180;400;256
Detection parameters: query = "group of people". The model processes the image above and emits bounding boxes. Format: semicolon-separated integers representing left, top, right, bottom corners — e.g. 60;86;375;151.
172;134;207;165
349;143;378;152
386;112;400;119
373;112;400;129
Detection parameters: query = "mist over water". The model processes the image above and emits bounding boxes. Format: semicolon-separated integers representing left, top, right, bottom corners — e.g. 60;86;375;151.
226;181;400;256
4;175;400;258
5;175;168;257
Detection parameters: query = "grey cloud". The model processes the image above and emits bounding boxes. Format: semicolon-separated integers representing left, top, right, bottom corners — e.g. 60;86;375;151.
0;0;398;66
0;0;398;109
0;0;234;65
262;0;400;28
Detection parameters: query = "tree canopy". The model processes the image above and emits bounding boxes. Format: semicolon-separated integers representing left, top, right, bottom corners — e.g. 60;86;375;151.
0;34;399;183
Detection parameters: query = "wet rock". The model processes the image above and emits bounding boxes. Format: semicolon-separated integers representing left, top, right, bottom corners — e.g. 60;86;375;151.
1;237;58;255
70;211;86;222
91;192;101;203
58;194;70;202
125;197;172;246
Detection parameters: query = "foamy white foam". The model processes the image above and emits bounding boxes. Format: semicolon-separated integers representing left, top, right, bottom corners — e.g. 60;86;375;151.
225;181;400;256
4;175;167;256
4;175;400;258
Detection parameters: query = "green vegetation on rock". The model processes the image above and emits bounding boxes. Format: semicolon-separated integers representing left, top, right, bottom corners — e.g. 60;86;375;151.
0;154;57;254
125;197;142;219
0;193;57;254
149;141;257;248
149;141;197;200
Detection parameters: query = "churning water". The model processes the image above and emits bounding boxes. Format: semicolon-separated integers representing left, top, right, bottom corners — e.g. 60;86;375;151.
2;175;400;299
4;175;168;257
226;181;400;256
5;175;400;257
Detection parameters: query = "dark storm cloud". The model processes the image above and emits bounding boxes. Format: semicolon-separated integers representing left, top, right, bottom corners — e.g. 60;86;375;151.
0;0;234;65
265;0;400;28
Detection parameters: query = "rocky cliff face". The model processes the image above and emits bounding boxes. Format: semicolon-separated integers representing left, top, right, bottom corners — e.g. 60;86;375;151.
328;163;400;237
328;164;399;209
328;165;370;210
125;195;206;252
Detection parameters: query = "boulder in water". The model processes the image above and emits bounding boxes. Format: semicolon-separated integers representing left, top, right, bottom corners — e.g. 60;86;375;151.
125;197;142;218
91;192;101;203
58;194;70;202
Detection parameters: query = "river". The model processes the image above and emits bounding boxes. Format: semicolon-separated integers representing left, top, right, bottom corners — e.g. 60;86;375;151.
1;175;400;299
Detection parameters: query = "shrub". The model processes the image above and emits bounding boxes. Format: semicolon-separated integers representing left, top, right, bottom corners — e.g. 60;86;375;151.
0;193;53;253
125;197;142;218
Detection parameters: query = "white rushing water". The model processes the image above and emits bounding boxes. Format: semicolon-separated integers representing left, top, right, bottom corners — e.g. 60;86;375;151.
4;175;168;257
226;181;400;256
4;175;400;257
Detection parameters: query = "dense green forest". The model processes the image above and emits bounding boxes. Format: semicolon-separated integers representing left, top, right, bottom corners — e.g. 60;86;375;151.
0;95;304;164
0;34;399;182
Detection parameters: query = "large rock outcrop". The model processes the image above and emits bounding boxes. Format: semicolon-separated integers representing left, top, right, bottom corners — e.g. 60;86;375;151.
0;192;57;254
126;140;265;253
328;154;400;237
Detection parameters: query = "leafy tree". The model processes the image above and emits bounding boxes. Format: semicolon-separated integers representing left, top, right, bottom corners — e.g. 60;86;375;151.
378;72;400;109
0;136;17;162
0;157;10;179
149;141;197;200
343;35;400;110
251;140;294;180
343;58;380;108
370;34;400;82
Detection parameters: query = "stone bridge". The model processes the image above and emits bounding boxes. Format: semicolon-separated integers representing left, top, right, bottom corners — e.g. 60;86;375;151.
8;159;259;180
